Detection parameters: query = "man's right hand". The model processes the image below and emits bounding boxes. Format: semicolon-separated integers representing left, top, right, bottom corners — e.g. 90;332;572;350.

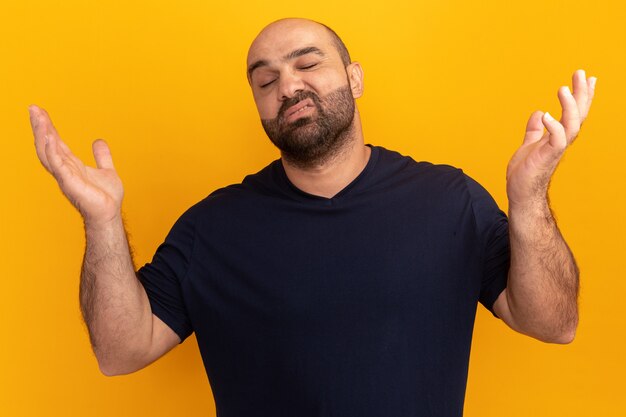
29;105;180;375
29;105;123;226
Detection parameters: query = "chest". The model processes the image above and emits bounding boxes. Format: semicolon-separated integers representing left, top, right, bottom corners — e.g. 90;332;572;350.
183;192;482;336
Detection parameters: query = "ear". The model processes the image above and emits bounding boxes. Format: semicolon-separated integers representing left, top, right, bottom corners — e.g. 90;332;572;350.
346;62;364;99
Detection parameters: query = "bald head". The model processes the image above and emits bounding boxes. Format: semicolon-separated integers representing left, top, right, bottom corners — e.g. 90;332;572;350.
318;22;352;67
247;18;351;79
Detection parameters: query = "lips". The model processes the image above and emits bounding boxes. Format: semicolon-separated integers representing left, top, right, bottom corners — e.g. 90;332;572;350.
283;98;315;122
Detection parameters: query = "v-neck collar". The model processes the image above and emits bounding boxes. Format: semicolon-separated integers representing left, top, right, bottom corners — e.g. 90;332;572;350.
274;145;380;206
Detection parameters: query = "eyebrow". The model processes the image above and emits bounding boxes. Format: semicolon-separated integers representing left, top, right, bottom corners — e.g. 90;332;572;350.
247;46;326;79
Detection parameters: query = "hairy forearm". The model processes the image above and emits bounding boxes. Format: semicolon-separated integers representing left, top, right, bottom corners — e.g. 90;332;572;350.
79;215;153;374
506;199;579;343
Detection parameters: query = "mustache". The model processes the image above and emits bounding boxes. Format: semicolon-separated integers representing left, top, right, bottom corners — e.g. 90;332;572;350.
275;91;322;123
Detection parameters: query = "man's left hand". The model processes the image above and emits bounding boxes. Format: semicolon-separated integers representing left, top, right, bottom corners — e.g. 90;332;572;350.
506;69;596;209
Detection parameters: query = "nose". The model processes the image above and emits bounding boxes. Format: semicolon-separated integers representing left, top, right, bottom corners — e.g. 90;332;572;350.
278;71;305;101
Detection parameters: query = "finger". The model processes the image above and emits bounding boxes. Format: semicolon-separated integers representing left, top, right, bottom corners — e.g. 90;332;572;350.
29;105;70;173
571;69;588;121
557;86;580;143
542;112;567;158
29;105;53;172
92;139;116;170
585;76;597;118
523;111;545;145
43;133;66;180
29;105;62;141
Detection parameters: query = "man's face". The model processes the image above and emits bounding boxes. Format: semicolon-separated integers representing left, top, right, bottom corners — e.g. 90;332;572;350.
247;19;360;166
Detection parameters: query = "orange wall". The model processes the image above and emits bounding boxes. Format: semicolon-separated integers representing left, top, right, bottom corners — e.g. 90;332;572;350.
1;1;624;416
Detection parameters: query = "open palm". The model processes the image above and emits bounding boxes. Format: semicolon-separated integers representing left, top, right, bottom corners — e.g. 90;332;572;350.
30;105;124;225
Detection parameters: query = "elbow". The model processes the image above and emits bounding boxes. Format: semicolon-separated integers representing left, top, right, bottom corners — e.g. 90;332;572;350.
97;359;135;377
536;320;578;345
552;314;579;344
99;363;123;377
545;328;576;344
95;351;146;377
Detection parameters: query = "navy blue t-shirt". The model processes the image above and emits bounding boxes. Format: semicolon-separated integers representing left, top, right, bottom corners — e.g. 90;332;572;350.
138;145;509;417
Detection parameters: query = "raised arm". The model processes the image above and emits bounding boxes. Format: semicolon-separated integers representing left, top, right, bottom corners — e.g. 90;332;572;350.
492;70;596;343
29;106;180;374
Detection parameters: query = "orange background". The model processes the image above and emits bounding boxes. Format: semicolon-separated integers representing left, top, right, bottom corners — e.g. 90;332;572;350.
1;0;624;416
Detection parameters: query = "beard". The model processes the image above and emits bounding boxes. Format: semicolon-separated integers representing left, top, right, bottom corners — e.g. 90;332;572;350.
261;85;356;169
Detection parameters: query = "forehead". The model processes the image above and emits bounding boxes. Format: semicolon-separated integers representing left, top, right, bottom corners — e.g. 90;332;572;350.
247;21;335;66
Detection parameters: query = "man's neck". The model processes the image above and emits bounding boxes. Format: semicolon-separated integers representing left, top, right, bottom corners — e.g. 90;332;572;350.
281;122;370;199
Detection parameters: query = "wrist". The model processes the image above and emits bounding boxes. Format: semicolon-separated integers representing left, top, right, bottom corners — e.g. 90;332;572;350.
508;198;550;216
507;183;551;215
508;198;554;238
83;211;124;233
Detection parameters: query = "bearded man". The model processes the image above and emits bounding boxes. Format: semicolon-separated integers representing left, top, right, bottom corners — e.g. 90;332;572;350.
29;18;596;417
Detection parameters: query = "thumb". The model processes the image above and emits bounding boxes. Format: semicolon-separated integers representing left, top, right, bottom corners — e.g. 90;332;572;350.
92;139;115;169
536;111;567;168
522;110;545;145
542;112;567;152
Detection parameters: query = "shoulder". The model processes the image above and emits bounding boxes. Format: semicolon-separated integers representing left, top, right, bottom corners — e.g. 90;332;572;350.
369;146;505;218
369;145;469;194
172;158;287;228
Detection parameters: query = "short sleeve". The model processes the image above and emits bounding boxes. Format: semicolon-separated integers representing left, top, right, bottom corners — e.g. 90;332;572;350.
464;175;510;317
137;210;196;342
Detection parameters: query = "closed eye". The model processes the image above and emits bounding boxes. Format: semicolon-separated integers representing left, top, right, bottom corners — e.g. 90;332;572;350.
260;79;276;88
299;63;318;70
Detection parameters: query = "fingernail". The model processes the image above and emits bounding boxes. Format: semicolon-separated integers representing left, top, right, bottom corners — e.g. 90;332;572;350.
44;135;49;145
590;77;597;88
545;112;555;121
563;86;572;96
